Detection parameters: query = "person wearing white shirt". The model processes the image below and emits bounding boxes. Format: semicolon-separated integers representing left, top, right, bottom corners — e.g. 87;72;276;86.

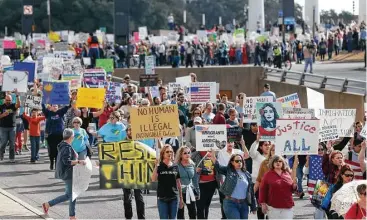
217;140;249;219
158;44;166;66
249;139;271;188
167;13;174;30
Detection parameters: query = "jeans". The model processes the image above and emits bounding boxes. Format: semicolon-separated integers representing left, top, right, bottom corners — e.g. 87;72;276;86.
296;164;304;193
123;189;145;219
138;54;145;68
177;193;197;219
77;148;88;160
48;179;76;217
88;47;100;67
197;181;217;219
40;131;45;144
254;55;261;66
157;198;179;219
218;191;227;219
30;136;40;161
88;134;94;147
0;127;16;160
314;207;325;219
304;58;313;73
223;199;249;219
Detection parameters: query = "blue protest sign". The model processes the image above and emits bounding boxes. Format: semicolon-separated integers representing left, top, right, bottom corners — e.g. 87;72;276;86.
14;62;36;85
83;69;106;88
42;81;70;105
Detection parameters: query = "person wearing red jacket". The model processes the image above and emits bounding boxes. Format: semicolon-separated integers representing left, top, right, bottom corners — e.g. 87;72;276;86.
229;45;236;65
259;155;297;219
213;103;226;124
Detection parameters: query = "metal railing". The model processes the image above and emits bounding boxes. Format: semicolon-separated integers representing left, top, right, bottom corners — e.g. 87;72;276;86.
263;67;366;95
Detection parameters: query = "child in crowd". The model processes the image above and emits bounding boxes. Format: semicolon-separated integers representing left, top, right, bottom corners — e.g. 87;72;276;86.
23;108;46;163
15;110;24;155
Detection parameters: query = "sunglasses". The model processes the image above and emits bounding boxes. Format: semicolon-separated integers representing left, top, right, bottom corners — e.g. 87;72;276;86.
318;148;323;151
183;151;191;155
165;151;173;154
233;160;242;163
344;174;354;178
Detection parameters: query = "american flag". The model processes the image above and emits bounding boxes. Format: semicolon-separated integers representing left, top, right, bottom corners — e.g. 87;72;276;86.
307;156;364;195
190;85;210;103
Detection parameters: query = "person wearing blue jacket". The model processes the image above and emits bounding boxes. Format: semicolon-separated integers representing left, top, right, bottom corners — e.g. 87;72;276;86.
42;128;86;220
42;103;71;170
211;149;257;219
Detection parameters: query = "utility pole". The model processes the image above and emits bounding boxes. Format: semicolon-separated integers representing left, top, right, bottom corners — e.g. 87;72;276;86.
183;10;186;23
312;6;316;40
47;0;51;32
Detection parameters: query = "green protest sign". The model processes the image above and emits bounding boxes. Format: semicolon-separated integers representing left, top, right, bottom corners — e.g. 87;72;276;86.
96;59;114;73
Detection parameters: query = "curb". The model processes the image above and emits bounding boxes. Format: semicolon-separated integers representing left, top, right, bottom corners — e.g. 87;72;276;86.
0;188;53;220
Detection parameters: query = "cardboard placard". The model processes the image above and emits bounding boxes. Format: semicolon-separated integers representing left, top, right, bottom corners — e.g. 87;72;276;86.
76;88;105;109
190;82;216;104
244;96;274;123
256;102;283;141
96;59;114;73
319;125;339;142
13;62;36;85
195;125;227;151
130;105;180;140
83;69;106;88
98;141;157;189
318;109;356;137
25;95;42;110
227;127;243;142
2;71;28;93
282;107;315;119
276;93;301;108
42;81;70;105
139;74;158;87
275;119;320;155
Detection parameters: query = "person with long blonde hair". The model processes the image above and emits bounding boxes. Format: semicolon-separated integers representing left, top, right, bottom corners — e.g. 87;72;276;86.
152;145;184;219
175;146;199;219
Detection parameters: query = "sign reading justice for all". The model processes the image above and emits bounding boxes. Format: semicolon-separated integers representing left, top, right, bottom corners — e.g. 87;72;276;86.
130;105;179;140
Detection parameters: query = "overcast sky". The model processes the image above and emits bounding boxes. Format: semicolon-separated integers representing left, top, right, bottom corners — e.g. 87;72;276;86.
295;0;360;14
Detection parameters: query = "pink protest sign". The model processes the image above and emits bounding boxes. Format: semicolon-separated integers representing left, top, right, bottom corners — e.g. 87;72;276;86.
3;40;16;49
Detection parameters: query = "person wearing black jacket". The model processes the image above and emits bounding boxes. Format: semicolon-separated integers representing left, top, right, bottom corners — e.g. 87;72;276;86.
42;129;86;220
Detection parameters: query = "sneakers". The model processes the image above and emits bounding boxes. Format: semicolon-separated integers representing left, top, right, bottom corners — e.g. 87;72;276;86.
30;160;36;164
42;203;49;215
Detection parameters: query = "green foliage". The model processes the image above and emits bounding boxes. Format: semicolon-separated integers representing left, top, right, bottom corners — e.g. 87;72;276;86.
320;9;356;25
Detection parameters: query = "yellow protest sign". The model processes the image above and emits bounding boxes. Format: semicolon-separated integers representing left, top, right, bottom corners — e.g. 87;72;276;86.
98;141;157;189
76;88;105;109
48;31;60;42
130;105;180;140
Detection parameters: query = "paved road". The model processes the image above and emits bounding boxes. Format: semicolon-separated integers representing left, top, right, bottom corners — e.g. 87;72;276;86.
0;149;316;219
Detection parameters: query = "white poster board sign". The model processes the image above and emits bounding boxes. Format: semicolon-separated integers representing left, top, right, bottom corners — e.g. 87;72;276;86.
319;125;339;142
138;26;148;40
176;76;191;88
282;107;315;119
168;82;183;96
195;125;227;151
144;55;155;75
25;95;42;110
189;82;216;104
306;88;324;118
243;96;273;122
276;93;301;108
360;124;367;138
275;119;320;155
72;157;92;201
318;109;356;137
2;71;28;93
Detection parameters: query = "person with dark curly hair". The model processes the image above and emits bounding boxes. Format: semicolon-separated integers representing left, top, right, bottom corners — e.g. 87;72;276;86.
258;103;279;138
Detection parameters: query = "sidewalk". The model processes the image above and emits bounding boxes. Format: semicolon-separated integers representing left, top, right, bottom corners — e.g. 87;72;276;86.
0;188;52;220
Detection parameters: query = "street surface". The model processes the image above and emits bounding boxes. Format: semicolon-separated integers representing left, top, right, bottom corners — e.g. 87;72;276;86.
0;148;315;219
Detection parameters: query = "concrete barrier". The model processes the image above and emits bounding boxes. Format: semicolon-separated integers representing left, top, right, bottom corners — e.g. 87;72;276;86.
115;67;365;122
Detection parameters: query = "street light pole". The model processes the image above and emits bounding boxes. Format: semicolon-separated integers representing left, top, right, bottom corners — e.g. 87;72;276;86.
312;6;315;40
47;0;51;32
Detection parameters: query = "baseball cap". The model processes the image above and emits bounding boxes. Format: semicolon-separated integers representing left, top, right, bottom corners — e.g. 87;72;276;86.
194;117;202;124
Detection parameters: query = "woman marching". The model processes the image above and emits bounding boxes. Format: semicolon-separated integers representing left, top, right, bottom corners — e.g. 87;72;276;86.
151;144;184;219
175;146;200;219
210;149;257;219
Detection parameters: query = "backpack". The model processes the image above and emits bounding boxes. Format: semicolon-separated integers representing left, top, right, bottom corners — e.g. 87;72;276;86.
91;36;99;44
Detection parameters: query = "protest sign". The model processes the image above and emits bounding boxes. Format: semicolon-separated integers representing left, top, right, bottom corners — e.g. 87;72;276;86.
42;81;70;105
360;125;367;138
318;109;356;137
99;82;123;103
62;74;82;90
98;141;157;189
306;88;324;118
96;59;114;73
76;88;105;109
42;57;64;78
13;62;36;85
195;125;227;151
138;26;148;40
319;125;339;142
83;69;106;88
190;82;216;104
275;119;320;155
256;102;283;141
25;95;42;110
3;40;16;49
52;51;75;60
276;93;301;108
282;107;315;119
139;74;158;87
227;127;242;142
62;59;83;75
168;82;183;96
72;157;92;201
130;105;179;140
145;55;155;75
53;42;69;51
2;71;28;93
243;96;273;122
176;75;191;87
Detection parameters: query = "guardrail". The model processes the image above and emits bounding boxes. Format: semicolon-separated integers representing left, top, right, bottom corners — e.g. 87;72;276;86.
263;67;366;95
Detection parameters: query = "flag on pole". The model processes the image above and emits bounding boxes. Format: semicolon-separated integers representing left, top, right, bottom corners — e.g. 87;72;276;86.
307;155;325;195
